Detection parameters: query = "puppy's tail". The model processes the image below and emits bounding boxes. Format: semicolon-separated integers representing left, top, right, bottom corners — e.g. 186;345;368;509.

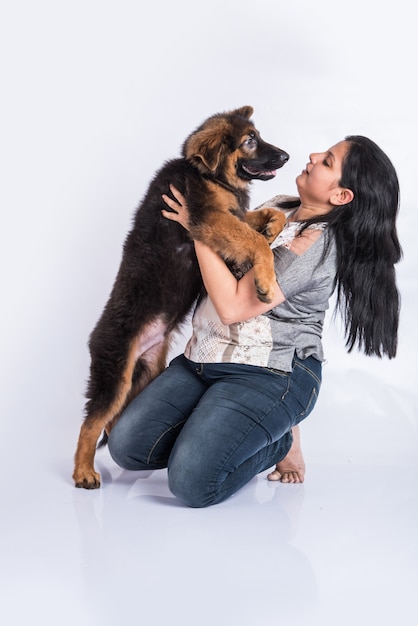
97;431;109;448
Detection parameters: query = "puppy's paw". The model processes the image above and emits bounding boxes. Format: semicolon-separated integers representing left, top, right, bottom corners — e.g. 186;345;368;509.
253;259;277;303
245;208;286;244
73;468;101;489
259;208;287;243
254;278;275;303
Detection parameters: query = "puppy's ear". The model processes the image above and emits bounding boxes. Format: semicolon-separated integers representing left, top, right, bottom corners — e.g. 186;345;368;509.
230;105;254;120
183;106;254;173
184;125;229;173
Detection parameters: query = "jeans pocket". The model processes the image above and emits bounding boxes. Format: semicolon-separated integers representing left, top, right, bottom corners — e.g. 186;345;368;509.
294;358;322;387
294;386;318;425
264;366;289;378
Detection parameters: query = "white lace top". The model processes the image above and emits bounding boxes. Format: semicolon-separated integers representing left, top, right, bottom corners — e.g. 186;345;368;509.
270;220;327;250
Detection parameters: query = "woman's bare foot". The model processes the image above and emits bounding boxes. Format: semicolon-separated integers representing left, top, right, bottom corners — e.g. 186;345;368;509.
267;425;305;483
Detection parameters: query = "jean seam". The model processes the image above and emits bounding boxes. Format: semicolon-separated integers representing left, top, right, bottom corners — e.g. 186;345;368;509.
147;419;187;464
208;418;270;502
212;390;286;477
295;387;318;423
280;374;291;400
264;367;289;378
294;360;321;386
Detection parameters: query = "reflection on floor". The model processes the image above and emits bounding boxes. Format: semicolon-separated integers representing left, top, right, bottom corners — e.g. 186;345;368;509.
1;367;417;626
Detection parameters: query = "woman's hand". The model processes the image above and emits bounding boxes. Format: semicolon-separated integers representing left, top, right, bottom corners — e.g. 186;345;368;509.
161;185;191;231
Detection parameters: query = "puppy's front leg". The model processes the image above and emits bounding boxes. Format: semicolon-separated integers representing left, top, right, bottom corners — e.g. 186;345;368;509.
190;212;277;303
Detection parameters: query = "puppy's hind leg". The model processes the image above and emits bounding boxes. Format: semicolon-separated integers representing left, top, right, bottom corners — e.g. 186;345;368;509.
73;319;172;489
73;340;140;489
101;332;171;443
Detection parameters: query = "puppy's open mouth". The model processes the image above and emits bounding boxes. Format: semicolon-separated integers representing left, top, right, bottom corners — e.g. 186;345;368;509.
241;164;278;180
240;151;289;181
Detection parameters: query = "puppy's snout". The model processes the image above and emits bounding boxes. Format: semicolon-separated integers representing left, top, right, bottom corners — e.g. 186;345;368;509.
273;150;290;169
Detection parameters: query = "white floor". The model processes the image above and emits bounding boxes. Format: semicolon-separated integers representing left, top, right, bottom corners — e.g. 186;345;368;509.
1;356;417;626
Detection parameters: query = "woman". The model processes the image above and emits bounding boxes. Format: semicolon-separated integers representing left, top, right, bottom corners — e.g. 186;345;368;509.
107;136;401;507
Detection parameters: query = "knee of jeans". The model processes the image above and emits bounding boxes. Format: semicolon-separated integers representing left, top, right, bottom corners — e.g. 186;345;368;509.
107;428;139;470
168;463;217;508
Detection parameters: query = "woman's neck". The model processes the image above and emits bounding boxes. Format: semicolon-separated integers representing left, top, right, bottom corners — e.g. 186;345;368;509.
289;202;331;222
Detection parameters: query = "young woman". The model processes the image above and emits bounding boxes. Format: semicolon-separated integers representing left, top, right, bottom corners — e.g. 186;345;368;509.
107;136;401;507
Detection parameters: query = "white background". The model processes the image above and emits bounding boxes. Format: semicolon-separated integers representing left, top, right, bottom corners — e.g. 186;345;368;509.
1;0;416;430
0;2;417;625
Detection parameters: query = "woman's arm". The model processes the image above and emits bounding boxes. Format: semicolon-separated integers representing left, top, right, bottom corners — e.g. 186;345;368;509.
162;186;286;324
193;241;284;324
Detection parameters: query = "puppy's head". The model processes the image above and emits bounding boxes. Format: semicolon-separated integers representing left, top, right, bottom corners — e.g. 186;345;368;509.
182;106;289;189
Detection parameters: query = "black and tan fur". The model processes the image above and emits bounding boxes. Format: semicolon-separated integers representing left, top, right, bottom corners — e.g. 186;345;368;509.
73;105;289;489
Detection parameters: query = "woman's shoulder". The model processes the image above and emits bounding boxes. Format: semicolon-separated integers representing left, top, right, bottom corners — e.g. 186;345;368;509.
274;227;336;267
289;227;324;255
253;194;300;212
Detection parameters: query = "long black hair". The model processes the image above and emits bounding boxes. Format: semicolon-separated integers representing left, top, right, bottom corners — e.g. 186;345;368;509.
303;136;402;358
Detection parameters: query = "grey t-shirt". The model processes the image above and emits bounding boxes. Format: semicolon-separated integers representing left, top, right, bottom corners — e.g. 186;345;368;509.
184;226;337;372
266;229;337;370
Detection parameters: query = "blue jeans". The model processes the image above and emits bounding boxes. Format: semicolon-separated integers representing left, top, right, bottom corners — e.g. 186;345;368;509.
108;353;321;507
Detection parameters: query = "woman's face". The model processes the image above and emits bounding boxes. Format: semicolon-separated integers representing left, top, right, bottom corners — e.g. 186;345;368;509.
296;140;351;207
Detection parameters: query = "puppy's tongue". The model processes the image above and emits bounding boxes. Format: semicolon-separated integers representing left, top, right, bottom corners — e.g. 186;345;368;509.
243;165;277;177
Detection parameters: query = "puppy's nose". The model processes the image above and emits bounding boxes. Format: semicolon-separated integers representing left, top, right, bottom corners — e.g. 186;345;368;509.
279;151;289;164
273;150;289;169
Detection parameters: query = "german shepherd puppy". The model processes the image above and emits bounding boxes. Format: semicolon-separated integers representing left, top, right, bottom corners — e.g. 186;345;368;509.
73;105;289;489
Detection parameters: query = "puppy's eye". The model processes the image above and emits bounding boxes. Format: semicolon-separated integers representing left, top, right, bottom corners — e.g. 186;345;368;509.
243;135;257;148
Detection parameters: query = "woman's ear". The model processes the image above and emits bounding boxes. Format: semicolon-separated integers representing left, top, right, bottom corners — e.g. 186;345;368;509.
330;187;354;206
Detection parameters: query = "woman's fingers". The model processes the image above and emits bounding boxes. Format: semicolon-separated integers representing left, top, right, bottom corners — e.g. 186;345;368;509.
161;194;179;213
169;184;187;207
161;186;190;231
